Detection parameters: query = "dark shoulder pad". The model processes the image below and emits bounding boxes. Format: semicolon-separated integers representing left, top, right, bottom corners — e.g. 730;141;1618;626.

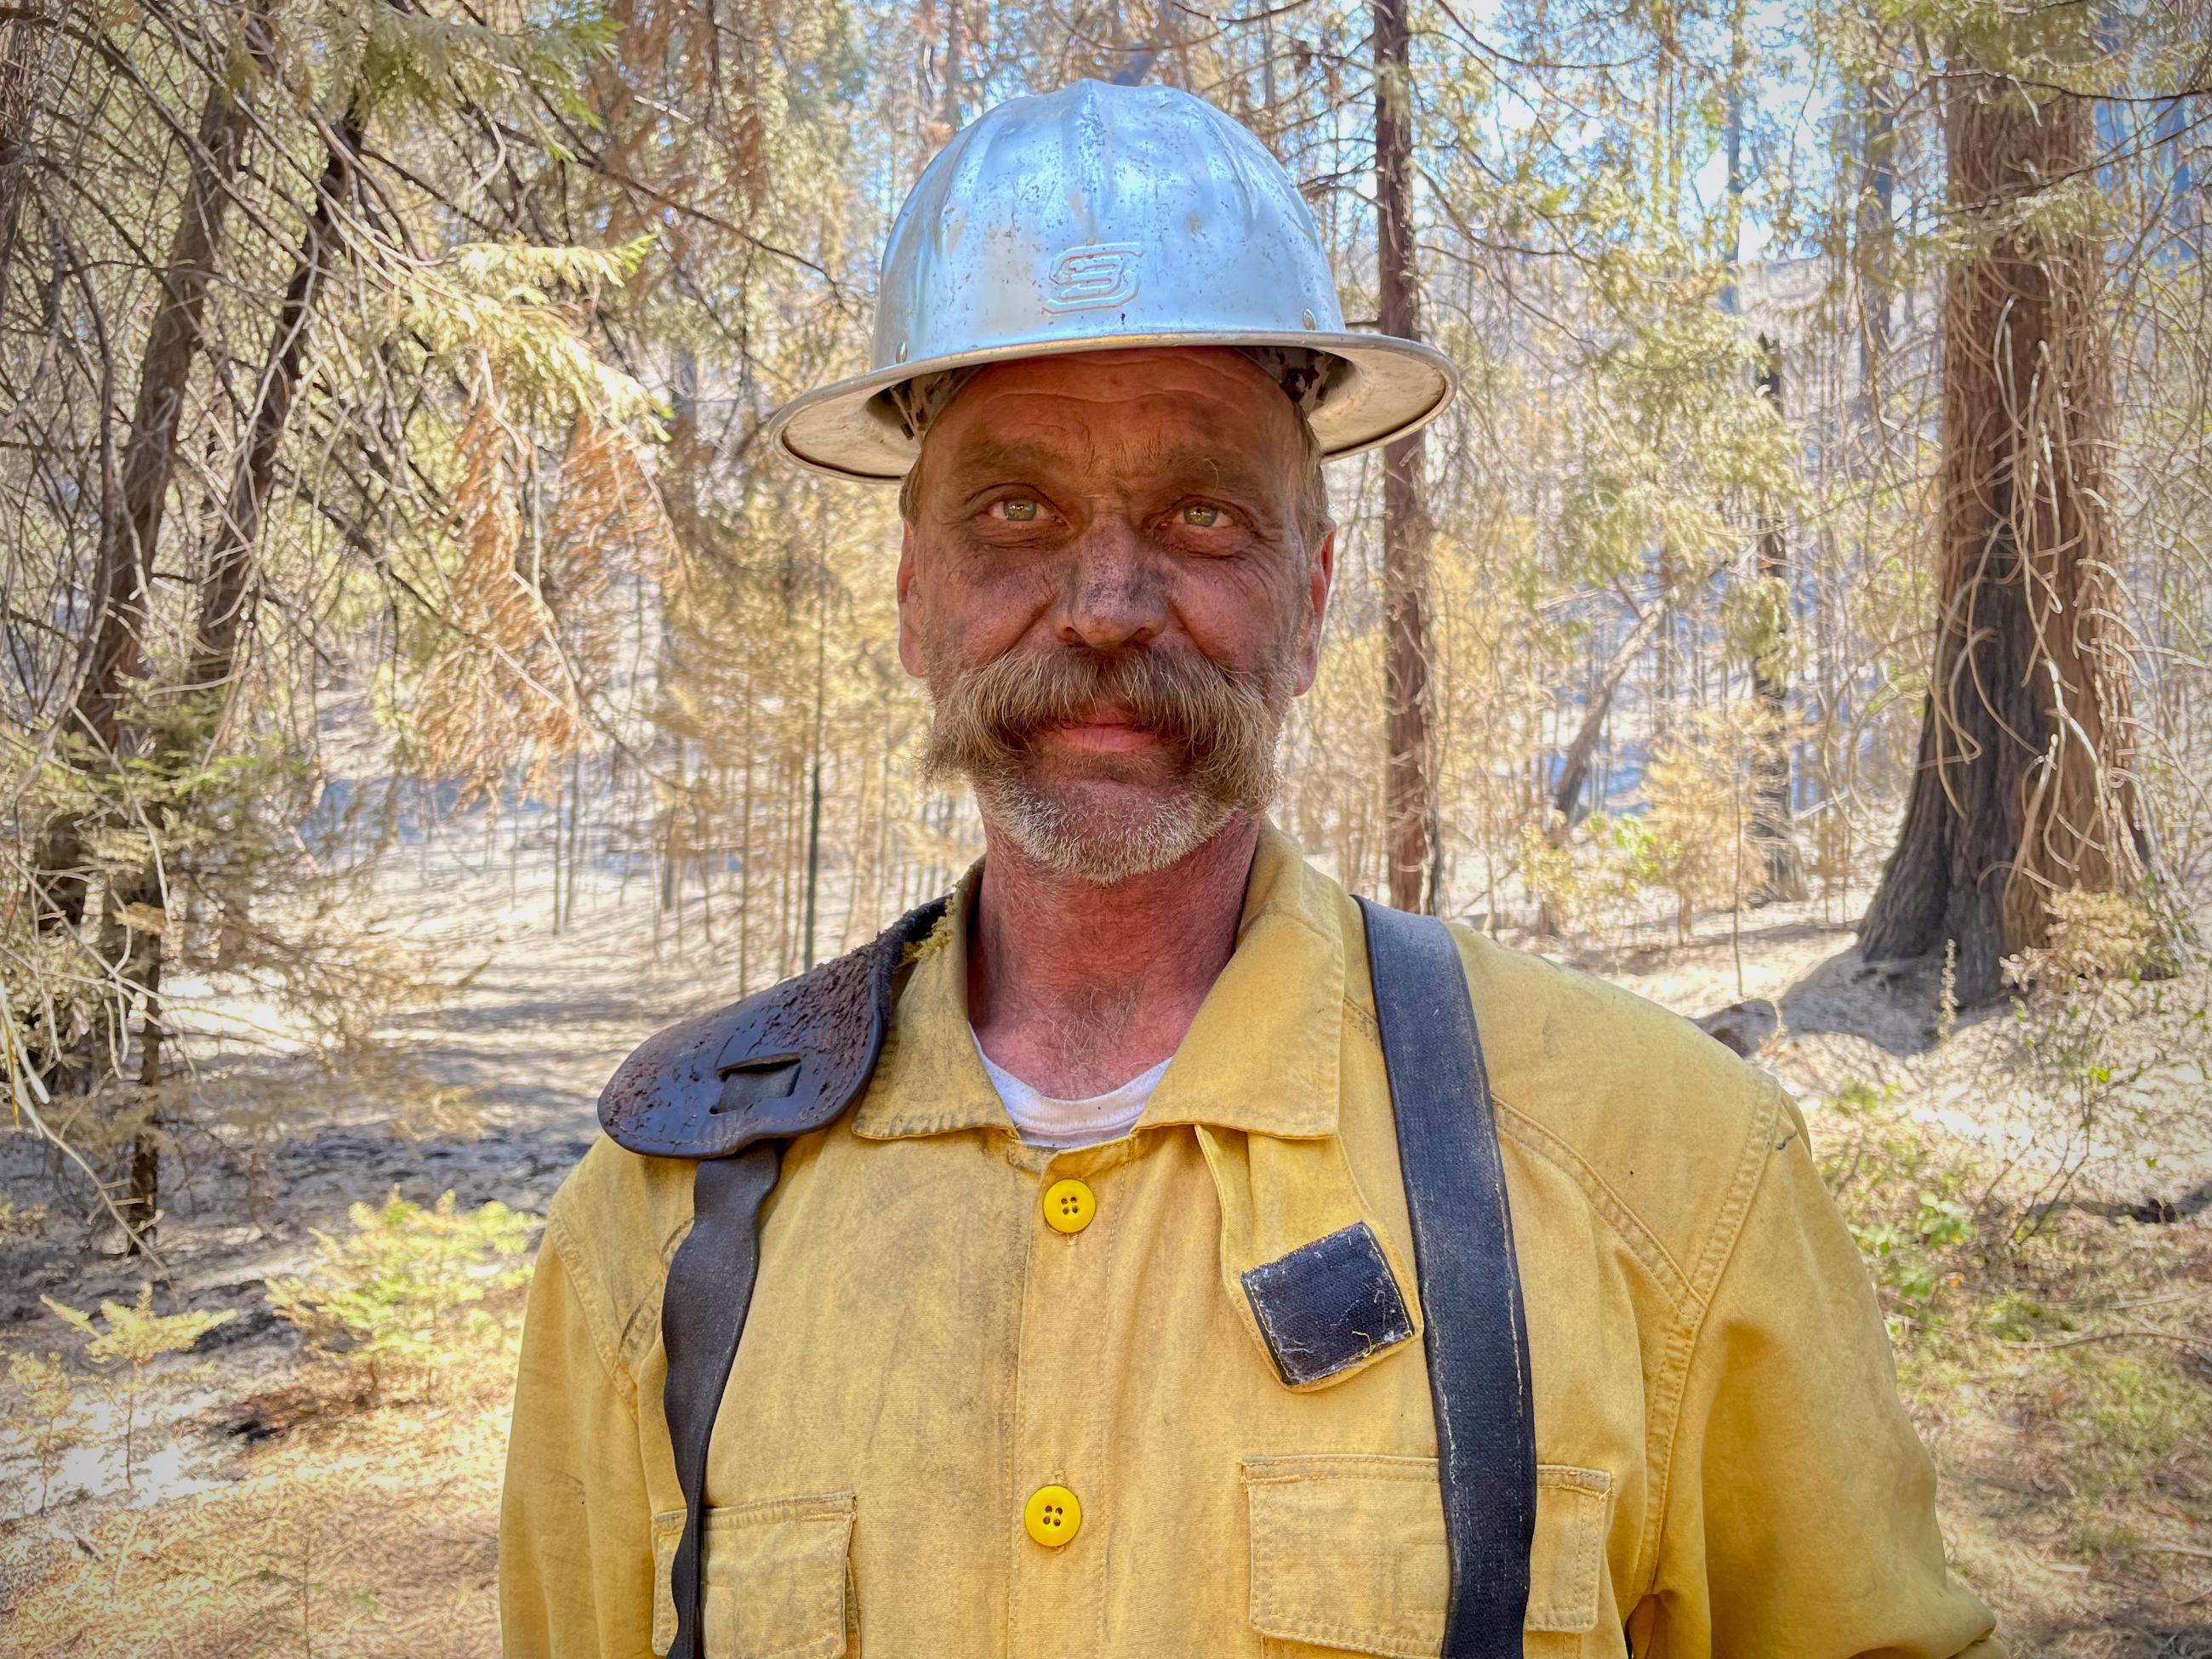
598;896;951;1160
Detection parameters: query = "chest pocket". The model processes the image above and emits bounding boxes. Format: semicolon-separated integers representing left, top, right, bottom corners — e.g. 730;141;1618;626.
651;1492;856;1659
1242;1455;1614;1657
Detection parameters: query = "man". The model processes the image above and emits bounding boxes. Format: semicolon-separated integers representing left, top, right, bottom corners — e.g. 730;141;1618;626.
500;82;2003;1658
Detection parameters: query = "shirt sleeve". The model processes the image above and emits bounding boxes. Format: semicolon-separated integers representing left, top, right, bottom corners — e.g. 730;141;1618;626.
1640;1091;2005;1658
499;1220;661;1659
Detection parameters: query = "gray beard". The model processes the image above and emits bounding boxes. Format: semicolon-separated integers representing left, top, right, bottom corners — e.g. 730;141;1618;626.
968;766;1250;885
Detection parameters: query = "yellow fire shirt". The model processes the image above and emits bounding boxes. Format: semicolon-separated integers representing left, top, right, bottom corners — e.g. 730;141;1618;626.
499;824;2003;1659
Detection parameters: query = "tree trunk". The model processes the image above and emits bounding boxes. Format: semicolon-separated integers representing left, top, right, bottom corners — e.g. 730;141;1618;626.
1747;334;1804;904
0;3;49;297
1855;73;1899;443
32;11;267;937
565;746;584;929
1860;58;2153;1003
1375;0;1435;912
939;0;962;132
116;92;361;1247
191;102;363;710
1552;596;1669;830
114;853;165;1241
802;570;828;970
72;19;268;759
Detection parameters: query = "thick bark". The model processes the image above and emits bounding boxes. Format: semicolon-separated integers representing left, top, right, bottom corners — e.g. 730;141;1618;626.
1861;65;2152;1003
1375;0;1435;912
1747;335;1804;904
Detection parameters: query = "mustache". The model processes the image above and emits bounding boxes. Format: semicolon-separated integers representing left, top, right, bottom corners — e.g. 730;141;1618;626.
923;645;1283;805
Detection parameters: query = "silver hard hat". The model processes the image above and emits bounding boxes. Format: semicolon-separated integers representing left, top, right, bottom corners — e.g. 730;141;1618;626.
767;80;1457;482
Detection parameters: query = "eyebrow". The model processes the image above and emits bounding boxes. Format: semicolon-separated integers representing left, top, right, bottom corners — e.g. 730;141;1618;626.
1137;443;1281;505
938;436;1286;514
938;438;1086;496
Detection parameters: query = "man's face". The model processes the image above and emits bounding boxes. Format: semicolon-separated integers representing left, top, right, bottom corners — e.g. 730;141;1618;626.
897;346;1335;883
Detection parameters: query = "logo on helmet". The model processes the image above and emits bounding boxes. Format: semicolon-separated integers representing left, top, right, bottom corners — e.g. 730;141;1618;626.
1042;242;1141;312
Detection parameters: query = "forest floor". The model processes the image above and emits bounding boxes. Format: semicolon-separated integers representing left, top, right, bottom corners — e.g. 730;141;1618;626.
0;833;2206;1656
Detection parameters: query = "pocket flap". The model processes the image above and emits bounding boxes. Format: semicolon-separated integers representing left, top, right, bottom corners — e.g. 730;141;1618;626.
651;1493;855;1659
1246;1454;1449;1657
1244;1455;1611;1653
1528;1465;1611;1633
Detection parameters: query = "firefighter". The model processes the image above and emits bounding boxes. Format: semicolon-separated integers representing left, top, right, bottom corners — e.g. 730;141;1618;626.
500;80;2003;1659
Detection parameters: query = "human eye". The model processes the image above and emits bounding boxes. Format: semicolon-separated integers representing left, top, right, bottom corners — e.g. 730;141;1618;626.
1180;503;1223;527
989;496;1042;522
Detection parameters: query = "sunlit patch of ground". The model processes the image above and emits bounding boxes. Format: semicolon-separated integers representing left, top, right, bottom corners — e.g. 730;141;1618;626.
1898;1209;2212;1653
1;1346;513;1656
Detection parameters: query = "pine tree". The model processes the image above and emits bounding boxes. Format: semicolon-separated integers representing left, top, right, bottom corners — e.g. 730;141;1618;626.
1861;26;2159;1002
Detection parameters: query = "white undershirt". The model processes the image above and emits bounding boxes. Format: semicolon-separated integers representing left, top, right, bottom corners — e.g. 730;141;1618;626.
972;1030;1170;1149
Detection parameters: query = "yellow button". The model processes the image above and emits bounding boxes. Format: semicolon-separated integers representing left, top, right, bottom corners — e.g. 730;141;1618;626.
1023;1484;1081;1547
1041;1178;1096;1234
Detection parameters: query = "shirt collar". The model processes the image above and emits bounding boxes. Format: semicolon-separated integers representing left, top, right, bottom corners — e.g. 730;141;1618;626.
852;821;1347;1143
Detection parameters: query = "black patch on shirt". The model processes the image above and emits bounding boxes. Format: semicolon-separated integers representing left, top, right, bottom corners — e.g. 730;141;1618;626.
1241;1221;1415;1388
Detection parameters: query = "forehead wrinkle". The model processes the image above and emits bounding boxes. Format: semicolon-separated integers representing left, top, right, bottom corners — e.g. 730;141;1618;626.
963;345;1280;405
943;352;1286;450
1130;439;1286;503
935;432;1098;493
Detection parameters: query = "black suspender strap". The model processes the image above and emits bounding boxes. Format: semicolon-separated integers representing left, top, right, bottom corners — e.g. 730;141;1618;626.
659;1143;778;1659
1358;897;1538;1656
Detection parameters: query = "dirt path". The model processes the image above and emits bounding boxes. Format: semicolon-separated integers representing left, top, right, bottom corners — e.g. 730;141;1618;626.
0;843;730;1513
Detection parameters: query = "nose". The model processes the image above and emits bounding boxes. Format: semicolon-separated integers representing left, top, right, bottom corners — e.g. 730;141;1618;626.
1053;515;1166;653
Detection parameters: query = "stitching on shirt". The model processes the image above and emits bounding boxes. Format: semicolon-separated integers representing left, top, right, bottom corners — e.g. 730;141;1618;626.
1244;1458;1444;1656
698;1491;857;1529
1248;1497;1436;1656
1525;1471;1609;1631
1242;1452;1437;1483
649;1509;684;1656
1243;1457;1613;1642
1251;1612;1432;1657
1243;888;1339;951
1634;1080;1787;1600
546;1211;641;1416
1343;933;1693;1314
1490;1095;1695;1312
1536;1463;1611;1495
604;1207;693;1377
855;1106;998;1137
698;1498;853;1659
1344;912;1692;1312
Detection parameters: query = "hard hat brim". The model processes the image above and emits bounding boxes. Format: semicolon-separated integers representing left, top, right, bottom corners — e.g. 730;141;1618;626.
764;330;1457;484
